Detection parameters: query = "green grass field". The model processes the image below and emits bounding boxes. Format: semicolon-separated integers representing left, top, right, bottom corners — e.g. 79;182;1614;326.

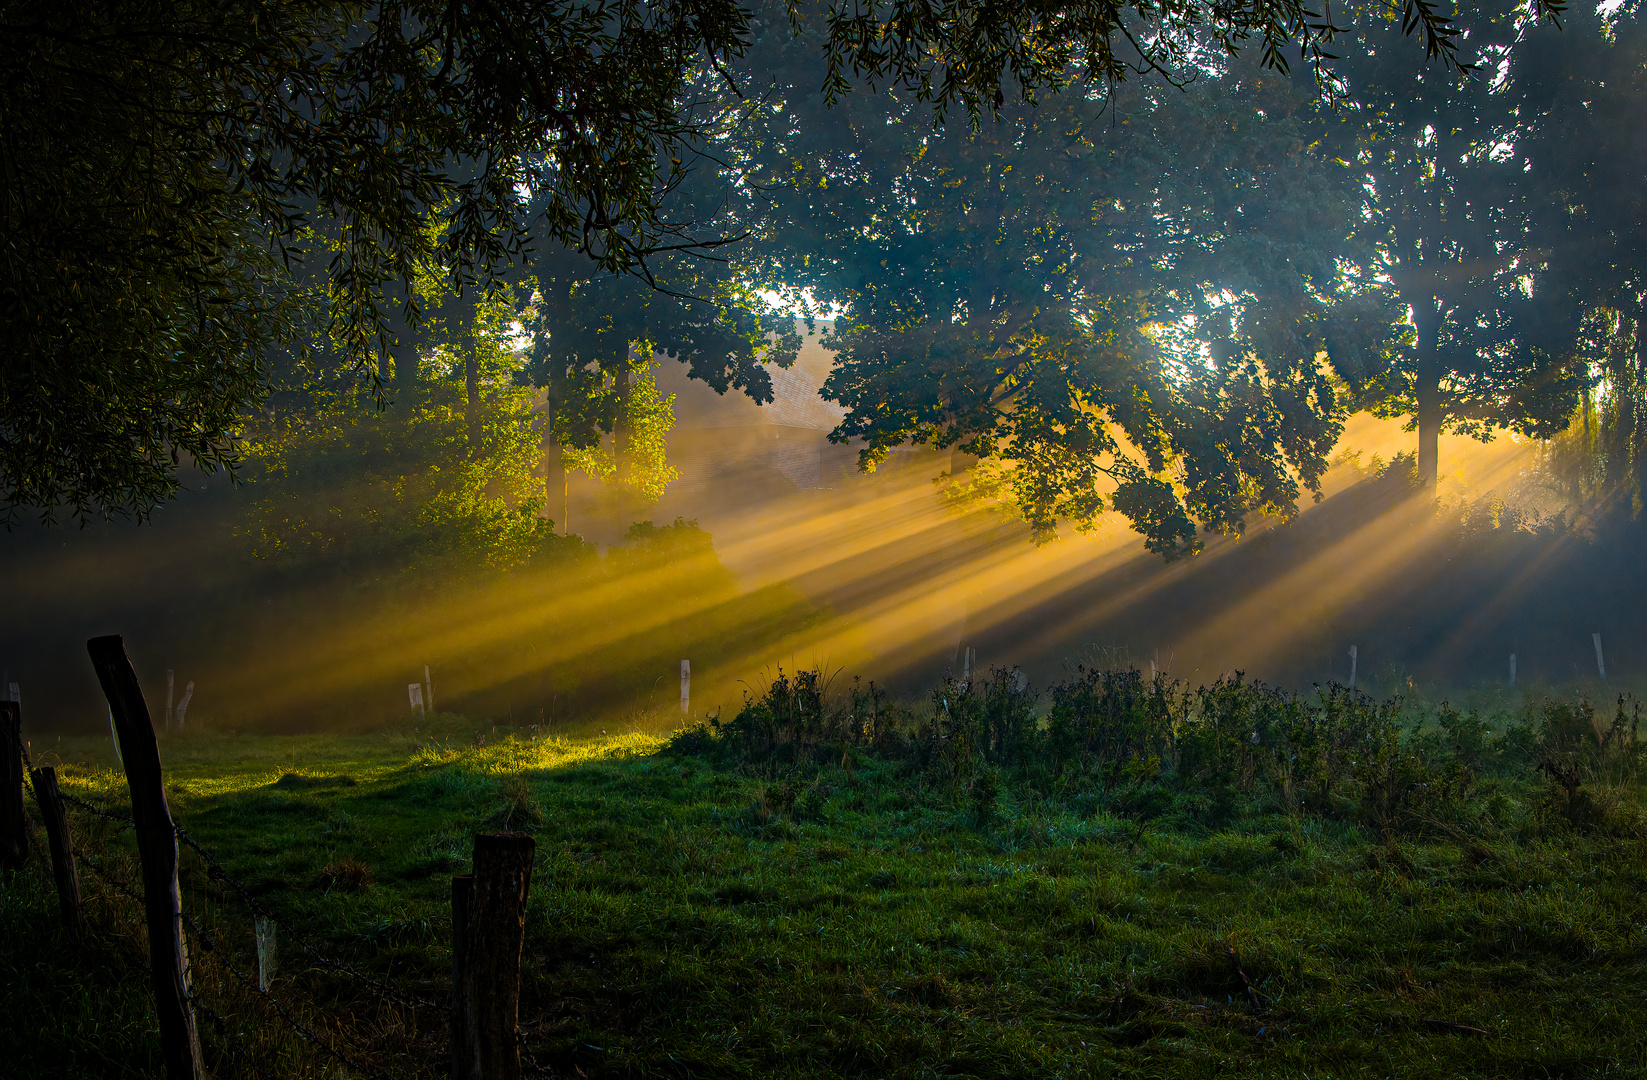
5;692;1647;1079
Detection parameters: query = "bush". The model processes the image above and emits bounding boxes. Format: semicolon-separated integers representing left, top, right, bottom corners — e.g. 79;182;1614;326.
668;664;1646;840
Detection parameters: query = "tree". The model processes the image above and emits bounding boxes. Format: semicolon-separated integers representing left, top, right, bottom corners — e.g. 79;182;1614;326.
1502;3;1647;517
741;35;1397;553
1329;3;1589;493
523;226;800;527
2;0;1508;523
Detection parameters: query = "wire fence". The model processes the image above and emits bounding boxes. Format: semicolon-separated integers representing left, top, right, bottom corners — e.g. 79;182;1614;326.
30;746;444;1080
10;697;548;1080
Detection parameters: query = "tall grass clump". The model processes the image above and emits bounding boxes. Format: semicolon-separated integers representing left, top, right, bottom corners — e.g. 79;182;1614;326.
670;664;1647;839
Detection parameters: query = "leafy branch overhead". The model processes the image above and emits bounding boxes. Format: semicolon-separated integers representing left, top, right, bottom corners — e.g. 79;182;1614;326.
0;0;1573;529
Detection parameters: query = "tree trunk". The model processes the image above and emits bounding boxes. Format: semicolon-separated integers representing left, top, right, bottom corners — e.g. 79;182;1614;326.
544;438;566;533
1636;302;1647;517
465;343;480;454
614;355;634;485
1604;308;1634;508
1412;296;1443;494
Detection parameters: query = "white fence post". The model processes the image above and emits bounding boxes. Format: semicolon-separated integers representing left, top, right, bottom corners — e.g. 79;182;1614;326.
174;682;193;729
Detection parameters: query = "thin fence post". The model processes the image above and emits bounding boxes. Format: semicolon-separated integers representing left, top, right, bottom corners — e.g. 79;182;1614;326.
451;832;535;1080
28;765;85;937
87;635;205;1080
174;681;193;729
255;916;277;991
680;660;690;714
1;700;26;872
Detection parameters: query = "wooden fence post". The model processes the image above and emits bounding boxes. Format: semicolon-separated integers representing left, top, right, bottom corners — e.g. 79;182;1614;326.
451;832;536;1080
255;916;277;991
1;701;26;873
87;635;205;1080
28;765;85;937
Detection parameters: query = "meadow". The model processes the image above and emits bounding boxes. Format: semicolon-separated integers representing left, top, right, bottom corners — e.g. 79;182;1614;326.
4;671;1646;1079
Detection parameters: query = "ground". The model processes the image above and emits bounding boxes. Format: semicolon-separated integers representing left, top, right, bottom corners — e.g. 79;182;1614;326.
3;717;1645;1078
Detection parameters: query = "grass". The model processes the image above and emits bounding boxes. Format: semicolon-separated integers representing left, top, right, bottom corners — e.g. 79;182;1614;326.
5;689;1647;1078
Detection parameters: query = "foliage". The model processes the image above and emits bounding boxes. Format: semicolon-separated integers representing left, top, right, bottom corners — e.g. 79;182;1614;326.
238;381;564;581
686;664;1647;839
741;33;1392;552
522;222;800;511
1507;6;1647;519
1326;3;1644;490
1;0;1533;521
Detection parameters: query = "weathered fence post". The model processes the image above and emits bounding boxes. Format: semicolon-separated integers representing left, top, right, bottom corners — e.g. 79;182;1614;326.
87;635;205;1080
255;916;277;991
28;765;85;937
1;700;26;872
451;832;536;1080
680;659;690;714
174;681;193;729
1593;633;1607;682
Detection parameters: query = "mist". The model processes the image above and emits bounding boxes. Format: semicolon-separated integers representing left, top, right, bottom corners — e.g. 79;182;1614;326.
4;2;1644;741
3;359;1635;741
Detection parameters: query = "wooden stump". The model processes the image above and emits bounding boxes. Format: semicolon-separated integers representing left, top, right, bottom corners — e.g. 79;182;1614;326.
451;832;536;1080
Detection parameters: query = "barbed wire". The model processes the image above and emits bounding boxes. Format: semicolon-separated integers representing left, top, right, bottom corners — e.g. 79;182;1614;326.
173;825;446;1013
73;839;411;1080
73;847;146;907
191;996;285;1080
50;781;443;1014
56;790;136;831
178;905;411;1080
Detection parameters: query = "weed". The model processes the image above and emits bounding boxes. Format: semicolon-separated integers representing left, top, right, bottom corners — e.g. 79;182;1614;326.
487;773;545;832
316;856;375;893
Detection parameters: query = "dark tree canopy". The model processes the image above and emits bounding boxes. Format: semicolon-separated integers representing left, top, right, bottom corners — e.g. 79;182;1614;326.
0;0;1550;525
756;56;1390;552
1322;2;1592;492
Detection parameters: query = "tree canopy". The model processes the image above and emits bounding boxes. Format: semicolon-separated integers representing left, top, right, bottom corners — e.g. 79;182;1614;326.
2;0;1518;524
733;18;1401;552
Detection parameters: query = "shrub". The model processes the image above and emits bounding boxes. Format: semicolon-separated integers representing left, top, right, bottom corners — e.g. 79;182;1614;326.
668;664;1644;840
